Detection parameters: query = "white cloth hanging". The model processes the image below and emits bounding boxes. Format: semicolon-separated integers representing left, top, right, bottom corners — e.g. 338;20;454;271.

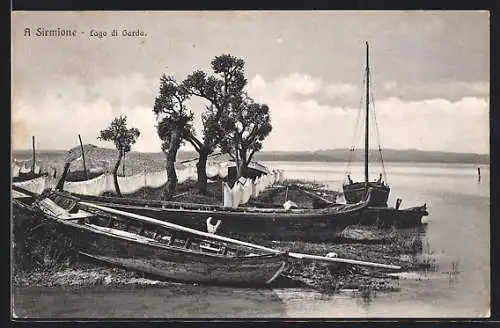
254;176;261;195
176;167;190;183
278;170;285;183
44;176;57;190
12;164;20;178
33;163;41;175
104;173;115;193
13;176;47;194
148;170;167;188
218;163;228;178
207;164;219;179
240;179;252;205
20;163;30;174
117;172;146;194
263;175;269;189
187;166;197;181
231;182;243;208
223;182;233;207
258;176;266;193
250;178;257;198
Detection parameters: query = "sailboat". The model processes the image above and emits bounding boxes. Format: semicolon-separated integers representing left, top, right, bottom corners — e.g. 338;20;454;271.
342;42;392;207
342;42;428;228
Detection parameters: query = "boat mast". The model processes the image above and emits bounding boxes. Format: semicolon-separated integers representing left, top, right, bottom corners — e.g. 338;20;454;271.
364;41;370;191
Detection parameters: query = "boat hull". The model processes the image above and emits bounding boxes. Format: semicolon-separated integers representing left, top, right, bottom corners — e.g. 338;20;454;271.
343;182;390;207
12;197;40;227
72;192;428;232
360;205;428;229
77;200;368;242
37;211;288;286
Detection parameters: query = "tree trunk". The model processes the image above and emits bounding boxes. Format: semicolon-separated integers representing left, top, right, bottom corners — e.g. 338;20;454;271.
122;152;126;177
235;149;248;180
164;148;179;200
113;150;123;196
196;150;209;195
236;161;245;181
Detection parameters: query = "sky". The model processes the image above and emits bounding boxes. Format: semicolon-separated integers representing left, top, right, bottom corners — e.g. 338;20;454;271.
11;11;489;154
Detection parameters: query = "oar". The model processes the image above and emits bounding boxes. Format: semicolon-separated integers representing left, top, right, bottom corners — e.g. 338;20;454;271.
80;202;401;271
287;252;400;270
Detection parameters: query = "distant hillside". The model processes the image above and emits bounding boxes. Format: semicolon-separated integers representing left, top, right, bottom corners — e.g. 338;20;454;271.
12;147;489;165
252;148;490;164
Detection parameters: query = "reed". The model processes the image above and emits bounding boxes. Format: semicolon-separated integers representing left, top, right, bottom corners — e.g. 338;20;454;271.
12;206;77;276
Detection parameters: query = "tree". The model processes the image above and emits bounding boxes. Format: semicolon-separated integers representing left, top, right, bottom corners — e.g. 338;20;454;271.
220;94;272;180
97;115;140;196
181;54;247;194
153;75;194;198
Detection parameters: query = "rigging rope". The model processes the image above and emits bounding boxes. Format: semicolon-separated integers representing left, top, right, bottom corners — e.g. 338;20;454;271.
345;70;367;181
369;85;388;186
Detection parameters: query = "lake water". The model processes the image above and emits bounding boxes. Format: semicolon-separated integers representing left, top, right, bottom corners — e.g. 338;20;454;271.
12;161;490;318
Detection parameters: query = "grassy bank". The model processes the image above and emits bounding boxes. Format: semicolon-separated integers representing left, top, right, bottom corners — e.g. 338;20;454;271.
101;177;339;207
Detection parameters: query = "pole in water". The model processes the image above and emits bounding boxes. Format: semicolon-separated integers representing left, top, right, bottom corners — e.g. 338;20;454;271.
477;167;481;182
31;136;36;173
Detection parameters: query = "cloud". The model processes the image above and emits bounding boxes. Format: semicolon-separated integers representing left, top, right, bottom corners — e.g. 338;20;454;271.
12;73;163;152
249;73;323;100
379;80;489;102
247;73;489;154
89;72;158;108
11;71;489;155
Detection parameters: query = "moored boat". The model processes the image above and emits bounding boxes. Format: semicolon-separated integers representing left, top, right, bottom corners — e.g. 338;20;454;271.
22;191;288;286
48;187;374;242
362;204;428;229
342;42;429;226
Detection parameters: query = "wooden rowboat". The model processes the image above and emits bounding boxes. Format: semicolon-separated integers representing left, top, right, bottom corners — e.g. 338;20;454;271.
27;191;288;286
13;188;402;286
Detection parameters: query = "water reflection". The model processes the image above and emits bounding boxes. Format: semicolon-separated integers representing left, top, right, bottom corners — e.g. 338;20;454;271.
356;287;376;307
13;284;288;318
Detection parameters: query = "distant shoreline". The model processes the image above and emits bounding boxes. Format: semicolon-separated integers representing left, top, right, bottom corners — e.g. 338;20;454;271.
12;148;489;165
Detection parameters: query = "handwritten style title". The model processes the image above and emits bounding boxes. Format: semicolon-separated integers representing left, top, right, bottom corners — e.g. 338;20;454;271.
23;27;147;38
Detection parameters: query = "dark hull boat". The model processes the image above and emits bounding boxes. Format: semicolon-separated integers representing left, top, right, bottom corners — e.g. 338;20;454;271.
48;188;373;242
362;204;428;229
64;186;426;232
343;182;390;207
12;190;40;227
31;163;375;242
18;191;288;286
342;42;428;224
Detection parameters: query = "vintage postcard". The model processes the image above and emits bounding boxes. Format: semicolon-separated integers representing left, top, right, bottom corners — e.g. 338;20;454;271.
11;11;490;319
